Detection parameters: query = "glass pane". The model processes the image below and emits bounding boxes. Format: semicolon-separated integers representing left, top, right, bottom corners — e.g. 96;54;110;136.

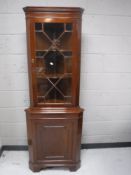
62;51;72;57
45;88;64;103
36;32;51;50
64;96;72;104
57;78;72;96
44;51;64;75
37;78;51;103
35;23;42;31
59;32;72;50
65;23;72;31
36;51;47;58
44;23;64;40
65;58;72;73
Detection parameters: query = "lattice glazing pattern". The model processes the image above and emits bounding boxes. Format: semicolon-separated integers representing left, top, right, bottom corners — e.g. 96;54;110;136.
35;23;73;104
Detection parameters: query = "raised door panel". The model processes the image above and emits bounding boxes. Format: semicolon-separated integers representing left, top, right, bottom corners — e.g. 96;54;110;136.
31;118;75;161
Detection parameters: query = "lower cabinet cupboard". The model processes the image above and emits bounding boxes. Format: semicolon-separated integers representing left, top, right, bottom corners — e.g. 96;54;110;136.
26;107;83;171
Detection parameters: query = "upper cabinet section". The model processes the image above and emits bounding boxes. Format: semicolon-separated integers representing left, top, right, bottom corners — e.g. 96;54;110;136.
24;7;83;107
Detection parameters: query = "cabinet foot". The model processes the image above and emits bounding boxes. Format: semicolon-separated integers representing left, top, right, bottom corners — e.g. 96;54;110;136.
29;162;43;172
69;163;80;172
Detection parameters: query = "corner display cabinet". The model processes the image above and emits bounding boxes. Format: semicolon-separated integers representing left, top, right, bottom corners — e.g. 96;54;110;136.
23;6;84;172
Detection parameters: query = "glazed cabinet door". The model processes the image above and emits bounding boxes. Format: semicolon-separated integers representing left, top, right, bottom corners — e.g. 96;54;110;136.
35;22;73;106
30;117;76;162
28;19;80;107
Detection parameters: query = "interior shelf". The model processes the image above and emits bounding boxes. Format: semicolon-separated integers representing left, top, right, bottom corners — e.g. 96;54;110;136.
36;73;72;79
37;98;72;104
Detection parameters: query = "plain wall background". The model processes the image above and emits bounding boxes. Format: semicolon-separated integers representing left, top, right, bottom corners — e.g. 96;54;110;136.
0;0;131;146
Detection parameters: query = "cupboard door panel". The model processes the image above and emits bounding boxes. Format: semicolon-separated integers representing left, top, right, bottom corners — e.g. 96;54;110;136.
31;118;75;161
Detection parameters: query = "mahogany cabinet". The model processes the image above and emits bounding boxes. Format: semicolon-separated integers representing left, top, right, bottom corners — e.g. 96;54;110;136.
23;6;84;172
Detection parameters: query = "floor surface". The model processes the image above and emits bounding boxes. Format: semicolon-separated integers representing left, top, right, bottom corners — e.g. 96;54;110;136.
0;148;131;175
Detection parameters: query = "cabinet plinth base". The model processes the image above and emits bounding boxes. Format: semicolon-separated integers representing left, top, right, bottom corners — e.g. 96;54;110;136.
29;161;80;172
